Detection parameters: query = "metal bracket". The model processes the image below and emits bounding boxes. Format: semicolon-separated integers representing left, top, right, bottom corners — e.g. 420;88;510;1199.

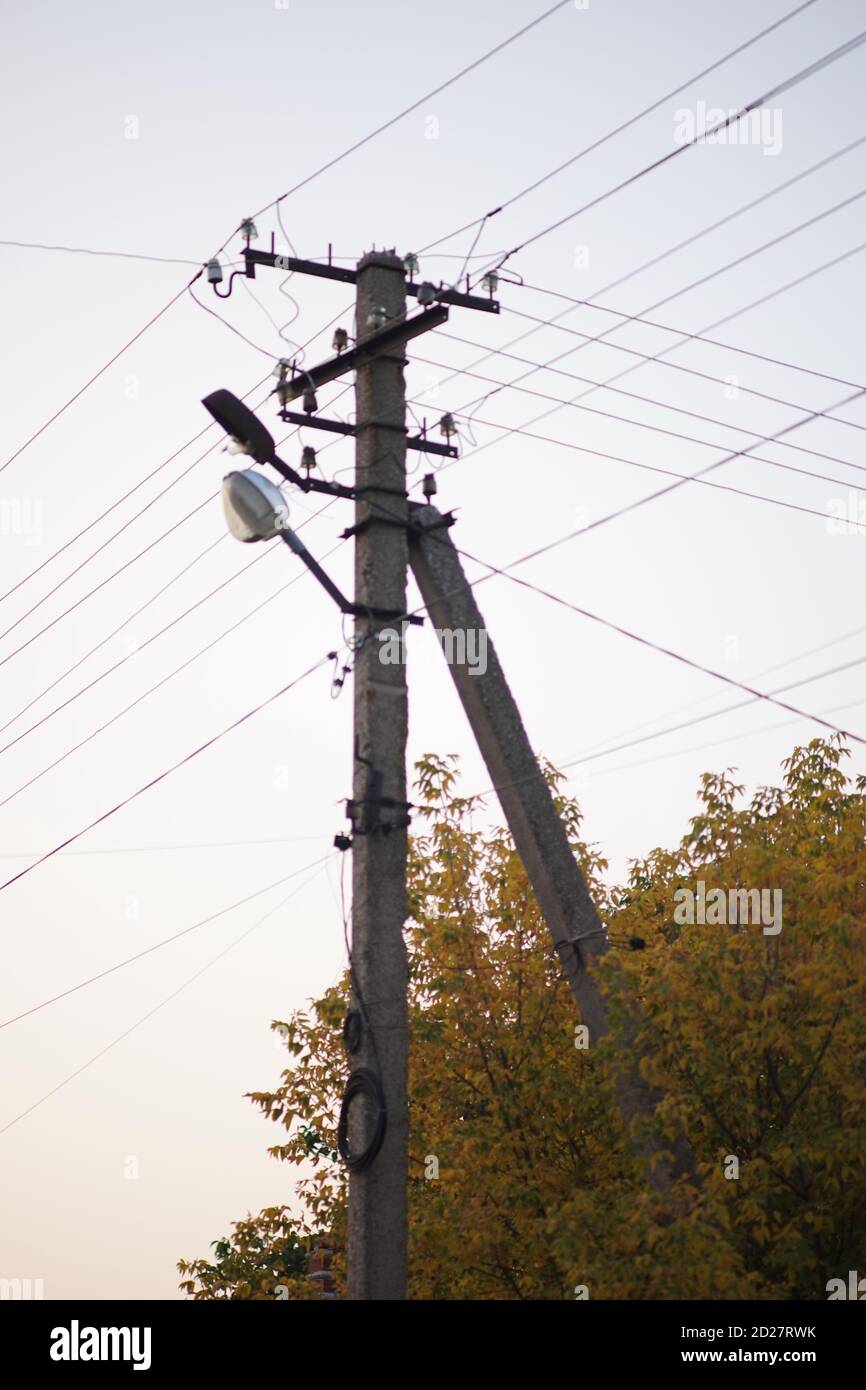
341;508;456;542
343;741;413;838
241;244;500;314
278;305;450;404
278;410;458;459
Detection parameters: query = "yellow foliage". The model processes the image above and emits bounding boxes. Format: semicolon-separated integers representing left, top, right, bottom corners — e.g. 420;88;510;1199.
179;738;866;1299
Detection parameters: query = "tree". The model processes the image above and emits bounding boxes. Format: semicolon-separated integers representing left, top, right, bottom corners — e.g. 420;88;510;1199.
179;738;866;1299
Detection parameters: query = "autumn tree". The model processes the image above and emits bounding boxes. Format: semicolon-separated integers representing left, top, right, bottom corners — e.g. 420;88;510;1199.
179;737;866;1299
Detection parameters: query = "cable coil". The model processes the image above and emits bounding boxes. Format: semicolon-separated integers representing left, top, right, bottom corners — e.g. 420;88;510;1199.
338;1068;387;1172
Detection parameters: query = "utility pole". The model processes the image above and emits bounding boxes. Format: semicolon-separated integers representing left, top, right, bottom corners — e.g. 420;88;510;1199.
345;251;411;1300
204;239;497;1299
408;506;692;1189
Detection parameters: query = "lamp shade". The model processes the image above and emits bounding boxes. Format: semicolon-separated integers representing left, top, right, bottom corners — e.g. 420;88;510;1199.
222;469;289;542
202;390;276;464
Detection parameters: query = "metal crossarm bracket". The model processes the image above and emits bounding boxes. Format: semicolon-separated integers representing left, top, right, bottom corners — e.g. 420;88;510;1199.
341;508;456;542
277;410;458;458
279;305;450;403
242;246;500;314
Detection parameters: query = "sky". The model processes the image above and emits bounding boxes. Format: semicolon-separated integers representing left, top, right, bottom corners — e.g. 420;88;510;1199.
1;0;865;1299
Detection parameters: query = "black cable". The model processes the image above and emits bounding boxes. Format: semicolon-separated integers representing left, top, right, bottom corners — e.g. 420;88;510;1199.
1;277;198;475
0;858;330;1136
467;648;866;805
336;854;388;1172
0;853;333;1031
507;283;866;393
188;283;278;358
410;402;866;531
338;1068;388;1173
417;0;821;254
0;651;331;896
0;534;347;812
473;29;866;278
416;346;866;484
434;308;866;439
0;239;204;266
452;542;866;747
422;194;866;422
241;1;573;229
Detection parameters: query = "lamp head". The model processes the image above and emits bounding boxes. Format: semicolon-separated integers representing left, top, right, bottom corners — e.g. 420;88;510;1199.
202;390;276;464
222;469;289;543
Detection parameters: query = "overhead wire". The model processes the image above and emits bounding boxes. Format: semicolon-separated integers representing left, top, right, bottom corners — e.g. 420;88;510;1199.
421;192;866;433
0;533;228;739
0;833;330;859
471;28;866;279
0;278;198;476
417;0;822;254
239;0;575;232
452;540;866;744
0;852;334;1032
0;536;347;813
0;651;333;896
0;855;332;1136
417;346;866;486
0;301;351;658
410;402;866;531
0;240;205;266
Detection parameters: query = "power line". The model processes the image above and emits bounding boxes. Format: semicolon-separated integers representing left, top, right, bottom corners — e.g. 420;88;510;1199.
188;282;280;359
0;852;333;1032
0;385;261;610
0;311;345;659
455;541;866;746
412;403;866;531
564;691;866;787
470;649;866;803
1;2;567;483
0;293;349;624
0;534;227;740
0;545;275;764
441;193;866;426
0;492;217;672
0;834;329;859
0;651;332;897
434;307;866;442
0;856;330;1136
415;188;866;448
241;0;574;230
0;318;422;693
422;242;866;532
417;345;866;487
1;278;198;476
554;657;866;777
546;616;866;773
476;29;866;276
0;537;346;812
510;277;866;396
417;0;822;254
0;240;204;267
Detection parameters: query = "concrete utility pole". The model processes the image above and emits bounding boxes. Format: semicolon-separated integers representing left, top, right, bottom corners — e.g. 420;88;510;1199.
408;506;692;1189
346;251;410;1299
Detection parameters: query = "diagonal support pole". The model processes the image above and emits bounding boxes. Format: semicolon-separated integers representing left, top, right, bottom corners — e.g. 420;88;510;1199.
408;505;692;1189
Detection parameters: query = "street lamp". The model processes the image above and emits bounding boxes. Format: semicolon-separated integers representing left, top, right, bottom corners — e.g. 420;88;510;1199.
209;394;421;625
222;469;290;542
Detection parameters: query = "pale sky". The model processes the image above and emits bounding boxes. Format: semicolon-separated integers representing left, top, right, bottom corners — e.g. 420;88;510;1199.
2;0;865;1298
